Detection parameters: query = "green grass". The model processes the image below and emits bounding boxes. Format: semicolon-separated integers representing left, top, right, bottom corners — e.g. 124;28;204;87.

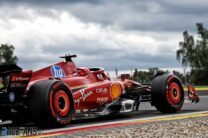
194;86;208;88
0;83;3;89
183;85;208;91
184;85;208;88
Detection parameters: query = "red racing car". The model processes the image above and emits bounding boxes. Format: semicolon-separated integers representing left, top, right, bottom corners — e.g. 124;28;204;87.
0;54;199;126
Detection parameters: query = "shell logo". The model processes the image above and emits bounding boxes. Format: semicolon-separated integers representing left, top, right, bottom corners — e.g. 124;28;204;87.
110;83;122;100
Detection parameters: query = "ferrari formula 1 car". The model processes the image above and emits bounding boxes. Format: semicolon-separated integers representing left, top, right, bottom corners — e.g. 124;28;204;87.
0;54;199;126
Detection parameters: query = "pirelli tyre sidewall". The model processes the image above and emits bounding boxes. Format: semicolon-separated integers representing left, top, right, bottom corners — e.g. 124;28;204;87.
151;74;184;113
28;80;74;126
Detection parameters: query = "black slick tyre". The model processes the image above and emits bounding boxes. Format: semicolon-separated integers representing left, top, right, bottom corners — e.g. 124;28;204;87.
27;80;74;126
151;74;184;113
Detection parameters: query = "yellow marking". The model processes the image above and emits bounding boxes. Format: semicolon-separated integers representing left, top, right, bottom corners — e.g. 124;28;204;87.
184;87;208;91
71;85;88;90
70;82;104;90
18;112;208;137
72;85;208;91
128;112;208;125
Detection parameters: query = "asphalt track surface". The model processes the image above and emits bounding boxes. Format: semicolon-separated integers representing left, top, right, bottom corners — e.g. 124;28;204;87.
52;91;208;129
26;90;206;137
1;90;208;131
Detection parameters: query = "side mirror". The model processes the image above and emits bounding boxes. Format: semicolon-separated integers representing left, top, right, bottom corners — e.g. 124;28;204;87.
120;74;130;81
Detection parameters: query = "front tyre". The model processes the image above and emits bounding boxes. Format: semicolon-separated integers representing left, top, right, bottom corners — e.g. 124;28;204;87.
151;74;184;113
28;80;74;126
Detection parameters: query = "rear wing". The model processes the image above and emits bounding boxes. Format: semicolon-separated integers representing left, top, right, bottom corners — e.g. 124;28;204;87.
0;64;22;76
0;64;32;94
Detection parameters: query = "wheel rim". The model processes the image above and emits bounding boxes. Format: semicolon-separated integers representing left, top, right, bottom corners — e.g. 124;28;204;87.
168;82;181;104
54;90;70;117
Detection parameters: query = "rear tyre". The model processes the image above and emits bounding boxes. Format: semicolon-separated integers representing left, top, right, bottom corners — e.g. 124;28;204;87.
28;80;74;126
151;74;184;113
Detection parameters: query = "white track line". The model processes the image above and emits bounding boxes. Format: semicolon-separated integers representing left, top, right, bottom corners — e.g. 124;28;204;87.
43;110;208;134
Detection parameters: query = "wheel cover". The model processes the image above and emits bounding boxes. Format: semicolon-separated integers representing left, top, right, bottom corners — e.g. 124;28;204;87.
54;90;70;117
168;82;181;104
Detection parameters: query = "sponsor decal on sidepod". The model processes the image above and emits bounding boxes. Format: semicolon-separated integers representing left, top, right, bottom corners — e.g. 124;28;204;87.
51;65;66;78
